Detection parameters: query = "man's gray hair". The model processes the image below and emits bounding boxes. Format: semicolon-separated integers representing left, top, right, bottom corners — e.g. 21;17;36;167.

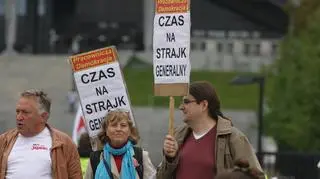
20;89;51;114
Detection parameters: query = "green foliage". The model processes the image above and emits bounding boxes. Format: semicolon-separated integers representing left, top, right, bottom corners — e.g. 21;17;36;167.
291;0;320;35
265;6;320;152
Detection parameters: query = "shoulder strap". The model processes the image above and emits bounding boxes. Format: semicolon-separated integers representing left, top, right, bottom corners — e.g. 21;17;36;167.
102;156;114;179
133;146;144;179
90;150;102;177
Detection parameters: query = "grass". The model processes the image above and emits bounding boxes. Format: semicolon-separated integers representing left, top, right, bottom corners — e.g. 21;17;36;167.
123;68;272;110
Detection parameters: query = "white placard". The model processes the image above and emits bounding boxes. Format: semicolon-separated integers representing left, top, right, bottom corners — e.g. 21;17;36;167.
70;47;134;138
153;2;191;84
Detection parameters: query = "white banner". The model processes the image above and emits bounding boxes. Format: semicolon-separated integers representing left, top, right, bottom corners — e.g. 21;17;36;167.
71;47;134;138
153;8;191;84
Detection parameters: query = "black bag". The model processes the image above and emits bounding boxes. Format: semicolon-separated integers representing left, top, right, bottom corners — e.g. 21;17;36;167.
90;146;144;179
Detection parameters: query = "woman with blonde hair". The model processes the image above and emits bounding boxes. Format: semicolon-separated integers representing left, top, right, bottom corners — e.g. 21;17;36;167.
85;109;156;179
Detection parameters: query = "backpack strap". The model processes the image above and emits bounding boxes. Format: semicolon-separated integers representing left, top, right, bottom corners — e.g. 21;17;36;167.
133;146;144;179
102;155;114;179
90;150;102;177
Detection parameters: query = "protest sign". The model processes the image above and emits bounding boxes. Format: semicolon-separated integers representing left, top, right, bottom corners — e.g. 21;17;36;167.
153;0;191;96
70;46;134;141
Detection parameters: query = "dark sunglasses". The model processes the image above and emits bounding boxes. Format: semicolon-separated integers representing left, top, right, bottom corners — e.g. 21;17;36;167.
182;99;197;104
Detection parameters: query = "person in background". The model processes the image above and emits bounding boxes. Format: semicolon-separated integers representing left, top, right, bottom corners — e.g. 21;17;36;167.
0;89;82;179
157;81;263;179
67;89;78;113
85;109;156;179
78;132;93;176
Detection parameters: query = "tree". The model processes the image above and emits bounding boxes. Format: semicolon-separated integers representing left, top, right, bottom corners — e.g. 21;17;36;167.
265;1;320;152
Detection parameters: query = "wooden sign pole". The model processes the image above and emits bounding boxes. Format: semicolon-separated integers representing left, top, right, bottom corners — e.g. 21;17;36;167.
169;96;175;136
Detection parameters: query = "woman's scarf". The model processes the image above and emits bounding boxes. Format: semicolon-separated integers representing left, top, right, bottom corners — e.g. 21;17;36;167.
95;141;136;179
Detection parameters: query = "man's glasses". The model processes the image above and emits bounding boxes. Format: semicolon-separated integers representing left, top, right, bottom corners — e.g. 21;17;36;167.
182;99;197;104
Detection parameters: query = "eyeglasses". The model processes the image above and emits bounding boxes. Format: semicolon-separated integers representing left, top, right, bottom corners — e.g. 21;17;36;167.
107;108;131;117
106;108;132;122
182;99;197;104
108;108;130;113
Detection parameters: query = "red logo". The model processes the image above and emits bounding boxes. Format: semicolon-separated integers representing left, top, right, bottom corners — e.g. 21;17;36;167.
31;144;48;150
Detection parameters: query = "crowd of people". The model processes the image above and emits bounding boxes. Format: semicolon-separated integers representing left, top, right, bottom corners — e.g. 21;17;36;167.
0;81;266;179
